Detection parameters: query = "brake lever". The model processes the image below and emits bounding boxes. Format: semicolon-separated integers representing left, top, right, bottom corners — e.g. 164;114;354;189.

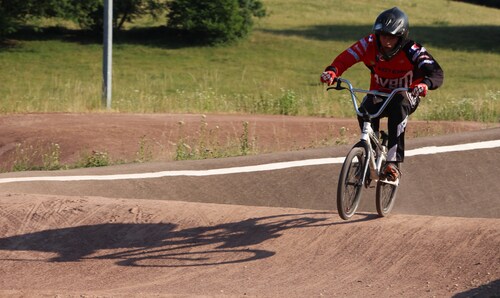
326;79;346;91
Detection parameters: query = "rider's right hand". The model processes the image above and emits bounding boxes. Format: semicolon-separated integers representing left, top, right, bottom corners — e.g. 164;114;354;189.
411;83;428;97
320;70;337;86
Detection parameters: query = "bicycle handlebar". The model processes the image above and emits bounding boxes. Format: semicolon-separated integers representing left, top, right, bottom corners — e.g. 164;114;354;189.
327;77;411;119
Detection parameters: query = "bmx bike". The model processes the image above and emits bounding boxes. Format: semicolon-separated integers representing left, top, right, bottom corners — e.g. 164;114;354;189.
327;77;409;220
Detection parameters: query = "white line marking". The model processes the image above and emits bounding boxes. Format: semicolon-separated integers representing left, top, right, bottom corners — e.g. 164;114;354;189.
0;140;499;184
406;140;500;156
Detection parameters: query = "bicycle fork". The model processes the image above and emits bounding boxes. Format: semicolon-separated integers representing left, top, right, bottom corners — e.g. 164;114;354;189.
358;121;384;187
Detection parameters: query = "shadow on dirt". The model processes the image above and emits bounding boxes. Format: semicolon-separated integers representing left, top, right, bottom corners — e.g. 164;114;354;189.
452;279;500;298
0;212;376;267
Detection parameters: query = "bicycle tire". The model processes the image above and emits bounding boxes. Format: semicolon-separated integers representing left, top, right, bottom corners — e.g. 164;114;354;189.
337;146;366;220
375;180;398;217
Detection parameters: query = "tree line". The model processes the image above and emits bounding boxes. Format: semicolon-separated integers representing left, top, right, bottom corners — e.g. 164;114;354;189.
0;0;266;44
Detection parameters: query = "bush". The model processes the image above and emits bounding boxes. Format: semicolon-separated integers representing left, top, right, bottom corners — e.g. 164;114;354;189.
166;0;266;45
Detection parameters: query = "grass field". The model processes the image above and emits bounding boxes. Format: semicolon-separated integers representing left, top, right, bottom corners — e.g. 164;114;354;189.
0;0;499;122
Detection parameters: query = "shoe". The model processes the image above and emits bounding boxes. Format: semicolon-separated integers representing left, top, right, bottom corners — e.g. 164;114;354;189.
381;162;400;182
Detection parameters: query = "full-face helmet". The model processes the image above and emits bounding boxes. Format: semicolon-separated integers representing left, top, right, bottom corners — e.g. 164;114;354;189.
373;7;409;60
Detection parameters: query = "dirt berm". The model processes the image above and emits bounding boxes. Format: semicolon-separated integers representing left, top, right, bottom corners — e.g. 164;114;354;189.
0;114;498;297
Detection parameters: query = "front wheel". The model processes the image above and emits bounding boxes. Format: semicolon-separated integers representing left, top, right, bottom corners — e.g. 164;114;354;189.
376;180;399;217
337;147;366;220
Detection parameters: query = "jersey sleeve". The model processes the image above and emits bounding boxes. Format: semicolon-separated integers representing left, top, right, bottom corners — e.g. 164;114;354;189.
406;42;444;90
327;35;374;76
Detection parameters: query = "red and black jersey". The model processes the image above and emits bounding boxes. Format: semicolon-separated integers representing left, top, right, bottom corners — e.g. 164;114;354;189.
327;34;444;92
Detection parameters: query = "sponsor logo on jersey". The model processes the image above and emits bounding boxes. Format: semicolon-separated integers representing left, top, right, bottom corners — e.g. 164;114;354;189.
374;70;413;89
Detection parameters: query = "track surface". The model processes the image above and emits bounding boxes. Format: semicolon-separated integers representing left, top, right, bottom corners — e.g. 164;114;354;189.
0;114;499;297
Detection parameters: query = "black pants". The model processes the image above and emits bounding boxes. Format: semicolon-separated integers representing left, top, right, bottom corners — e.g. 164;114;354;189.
357;91;420;162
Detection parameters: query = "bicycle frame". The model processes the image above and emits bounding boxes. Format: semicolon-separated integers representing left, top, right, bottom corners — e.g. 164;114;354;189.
328;78;409;186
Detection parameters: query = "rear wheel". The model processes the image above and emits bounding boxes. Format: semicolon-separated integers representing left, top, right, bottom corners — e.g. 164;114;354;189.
337;147;366;220
376;180;398;217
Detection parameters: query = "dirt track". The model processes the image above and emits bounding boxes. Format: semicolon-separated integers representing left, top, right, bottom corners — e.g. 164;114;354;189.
0;113;499;297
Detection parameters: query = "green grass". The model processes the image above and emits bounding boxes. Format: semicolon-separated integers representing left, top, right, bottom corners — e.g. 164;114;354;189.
0;0;499;122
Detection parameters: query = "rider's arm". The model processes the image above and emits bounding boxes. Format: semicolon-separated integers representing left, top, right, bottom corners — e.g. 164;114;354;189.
405;41;444;90
325;34;375;76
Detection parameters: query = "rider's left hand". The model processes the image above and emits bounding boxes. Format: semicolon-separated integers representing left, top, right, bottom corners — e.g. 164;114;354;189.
411;83;428;97
321;71;337;86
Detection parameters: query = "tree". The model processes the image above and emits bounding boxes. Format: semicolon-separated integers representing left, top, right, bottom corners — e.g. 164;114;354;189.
61;0;166;32
166;0;266;45
0;0;166;38
0;0;37;36
0;0;87;37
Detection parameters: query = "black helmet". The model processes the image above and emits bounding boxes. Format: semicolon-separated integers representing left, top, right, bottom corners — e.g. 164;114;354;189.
373;7;409;59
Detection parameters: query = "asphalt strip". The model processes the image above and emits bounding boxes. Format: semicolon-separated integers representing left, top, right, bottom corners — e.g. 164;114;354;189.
0;140;499;184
